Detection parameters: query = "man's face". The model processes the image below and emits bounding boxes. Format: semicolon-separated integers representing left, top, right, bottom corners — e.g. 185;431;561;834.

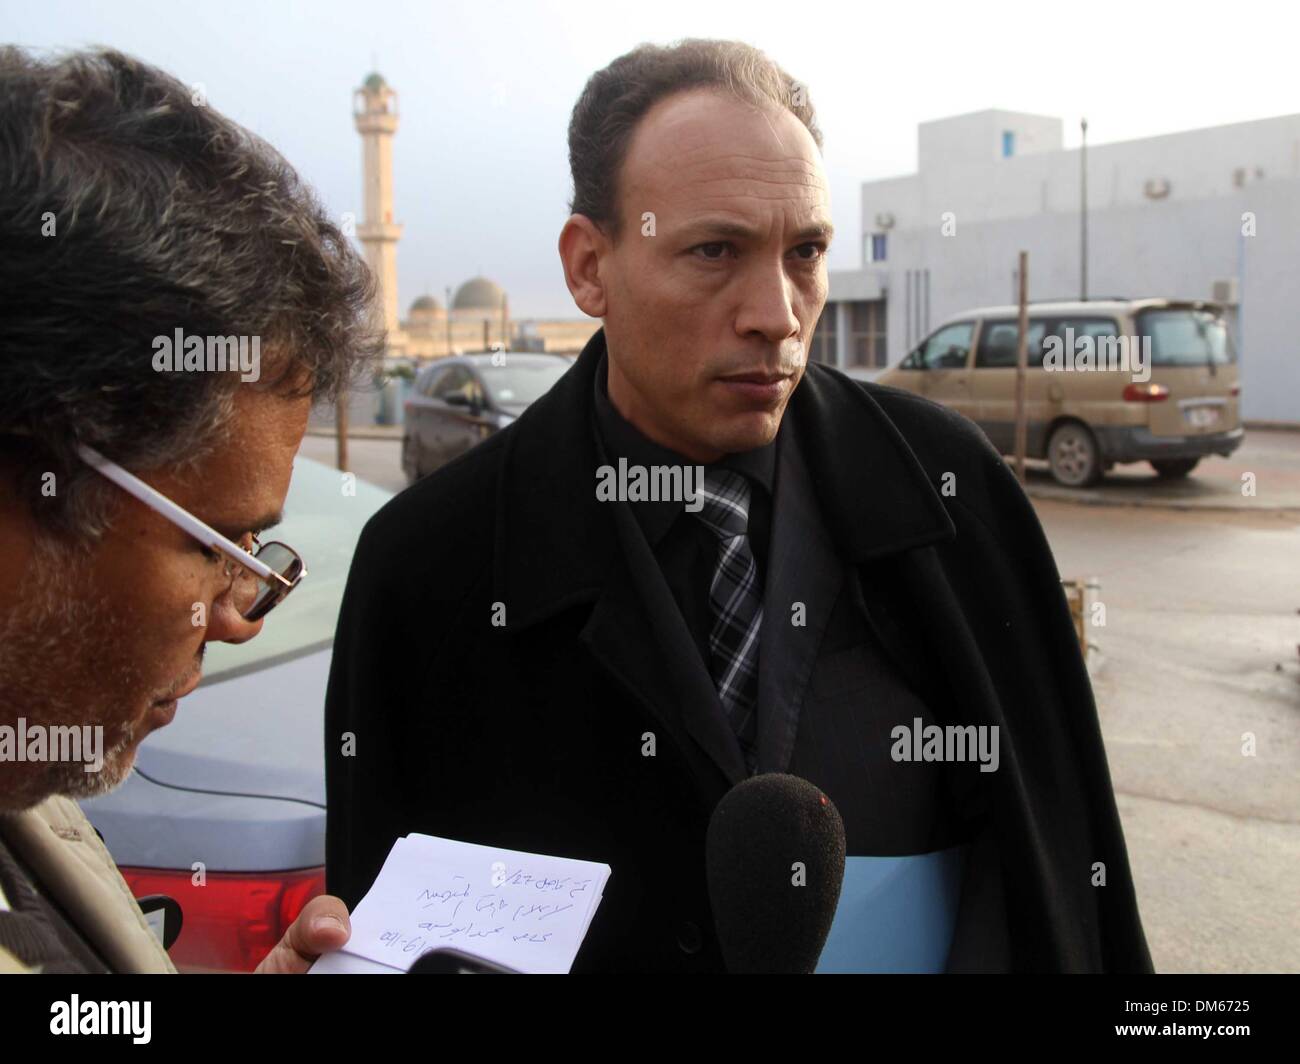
587;89;832;462
0;387;310;811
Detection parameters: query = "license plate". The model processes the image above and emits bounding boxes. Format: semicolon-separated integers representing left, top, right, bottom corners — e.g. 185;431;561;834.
1184;405;1221;429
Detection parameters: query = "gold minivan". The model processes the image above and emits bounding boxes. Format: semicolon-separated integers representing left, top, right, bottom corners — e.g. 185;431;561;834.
876;298;1244;486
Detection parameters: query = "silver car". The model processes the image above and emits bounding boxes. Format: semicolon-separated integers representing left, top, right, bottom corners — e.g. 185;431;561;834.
401;351;572;483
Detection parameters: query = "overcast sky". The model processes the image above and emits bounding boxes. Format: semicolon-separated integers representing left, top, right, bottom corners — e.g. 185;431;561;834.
6;0;1295;317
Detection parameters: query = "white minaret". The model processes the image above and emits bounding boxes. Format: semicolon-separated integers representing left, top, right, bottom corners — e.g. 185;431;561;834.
353;72;406;354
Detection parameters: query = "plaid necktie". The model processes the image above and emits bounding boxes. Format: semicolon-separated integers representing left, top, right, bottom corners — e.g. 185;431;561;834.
693;468;762;774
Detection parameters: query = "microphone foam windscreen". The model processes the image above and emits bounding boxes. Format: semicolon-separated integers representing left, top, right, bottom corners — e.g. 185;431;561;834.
706;773;846;974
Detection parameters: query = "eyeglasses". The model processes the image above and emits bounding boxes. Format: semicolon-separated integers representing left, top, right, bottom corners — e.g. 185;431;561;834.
76;444;307;621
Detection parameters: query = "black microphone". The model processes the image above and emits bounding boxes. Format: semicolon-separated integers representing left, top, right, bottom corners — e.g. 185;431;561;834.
706;773;846;973
408;948;519;974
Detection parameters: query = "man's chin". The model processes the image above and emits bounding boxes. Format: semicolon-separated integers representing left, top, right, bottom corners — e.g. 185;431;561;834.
84;742;138;792
704;411;785;455
25;743;139;806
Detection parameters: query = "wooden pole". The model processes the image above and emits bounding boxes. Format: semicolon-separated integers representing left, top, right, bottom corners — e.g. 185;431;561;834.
335;387;349;471
1013;250;1029;485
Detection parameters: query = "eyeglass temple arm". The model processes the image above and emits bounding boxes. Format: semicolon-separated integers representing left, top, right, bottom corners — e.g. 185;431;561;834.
76;444;289;587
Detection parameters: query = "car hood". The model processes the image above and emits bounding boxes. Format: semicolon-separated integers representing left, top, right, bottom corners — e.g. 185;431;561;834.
133;646;331;807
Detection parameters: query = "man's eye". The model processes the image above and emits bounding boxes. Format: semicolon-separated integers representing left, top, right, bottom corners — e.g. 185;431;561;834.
200;545;222;563
792;242;827;262
692;242;733;260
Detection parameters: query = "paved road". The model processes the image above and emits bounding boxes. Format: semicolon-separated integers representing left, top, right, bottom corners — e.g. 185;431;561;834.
300;427;1300;972
1025;426;1300;510
1039;500;1298;973
299;433;408;494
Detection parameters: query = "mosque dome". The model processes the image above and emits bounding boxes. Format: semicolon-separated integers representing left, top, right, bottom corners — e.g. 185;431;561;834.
452;276;506;311
409;294;442;314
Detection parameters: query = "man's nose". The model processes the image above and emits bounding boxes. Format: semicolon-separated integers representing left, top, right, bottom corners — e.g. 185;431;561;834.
204;594;266;644
735;259;801;344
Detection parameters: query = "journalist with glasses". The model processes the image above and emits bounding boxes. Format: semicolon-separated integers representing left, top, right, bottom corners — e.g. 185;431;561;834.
0;46;381;976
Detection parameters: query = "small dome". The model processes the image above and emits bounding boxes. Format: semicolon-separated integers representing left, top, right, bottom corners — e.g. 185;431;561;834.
363;72;388;93
453;276;506;311
410;295;442;314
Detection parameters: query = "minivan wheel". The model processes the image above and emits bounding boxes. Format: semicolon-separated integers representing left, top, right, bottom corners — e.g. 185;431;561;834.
1150;457;1200;479
1047;422;1102;488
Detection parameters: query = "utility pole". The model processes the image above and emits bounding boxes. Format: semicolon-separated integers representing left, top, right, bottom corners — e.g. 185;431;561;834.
1080;117;1089;302
1014;251;1030;485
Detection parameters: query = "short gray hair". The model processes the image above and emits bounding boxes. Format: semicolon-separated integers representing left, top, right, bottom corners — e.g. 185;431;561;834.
567;38;823;242
0;47;384;539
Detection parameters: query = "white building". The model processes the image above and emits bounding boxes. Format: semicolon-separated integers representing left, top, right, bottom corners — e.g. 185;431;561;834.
817;109;1300;424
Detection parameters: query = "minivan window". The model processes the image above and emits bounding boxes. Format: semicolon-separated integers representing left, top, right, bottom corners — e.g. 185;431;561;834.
1136;308;1235;366
975;319;1047;368
918;322;975;369
1047;317;1124;366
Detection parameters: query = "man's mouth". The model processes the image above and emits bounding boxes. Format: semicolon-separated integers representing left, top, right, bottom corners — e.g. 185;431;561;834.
718;370;791;385
715;369;794;404
152;671;202;707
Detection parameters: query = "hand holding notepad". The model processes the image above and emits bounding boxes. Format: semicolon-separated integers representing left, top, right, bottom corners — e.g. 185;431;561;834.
309;833;611;975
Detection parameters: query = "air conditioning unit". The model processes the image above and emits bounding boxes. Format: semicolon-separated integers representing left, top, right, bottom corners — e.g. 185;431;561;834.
1211;279;1240;306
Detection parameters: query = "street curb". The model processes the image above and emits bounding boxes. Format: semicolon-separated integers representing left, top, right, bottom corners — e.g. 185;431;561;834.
305;425;404;440
1024;483;1300;513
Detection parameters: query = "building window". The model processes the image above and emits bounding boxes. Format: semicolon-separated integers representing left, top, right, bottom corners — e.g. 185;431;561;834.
848;300;888;368
1002;130;1015;158
810;303;838;364
866;233;888;263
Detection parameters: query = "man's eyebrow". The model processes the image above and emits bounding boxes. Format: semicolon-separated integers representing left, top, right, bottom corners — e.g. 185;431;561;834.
675;218;835;243
210;510;283;540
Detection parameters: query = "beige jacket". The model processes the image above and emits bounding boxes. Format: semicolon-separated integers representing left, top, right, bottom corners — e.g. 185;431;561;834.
0;794;176;974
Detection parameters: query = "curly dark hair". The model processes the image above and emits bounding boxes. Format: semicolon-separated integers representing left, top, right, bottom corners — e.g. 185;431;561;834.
0;46;384;537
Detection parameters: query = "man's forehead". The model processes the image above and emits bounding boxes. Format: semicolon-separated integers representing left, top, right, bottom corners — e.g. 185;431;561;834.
624;90;827;210
169;387;308;534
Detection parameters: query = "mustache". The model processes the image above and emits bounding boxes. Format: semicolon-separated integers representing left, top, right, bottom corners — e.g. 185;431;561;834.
714;342;806;378
154;648;204;702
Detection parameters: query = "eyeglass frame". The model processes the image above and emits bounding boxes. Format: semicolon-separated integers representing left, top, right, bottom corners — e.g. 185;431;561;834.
75;443;306;620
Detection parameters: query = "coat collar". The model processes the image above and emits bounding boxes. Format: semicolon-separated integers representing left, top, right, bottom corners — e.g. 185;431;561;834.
0;795;176;973
494;326;955;628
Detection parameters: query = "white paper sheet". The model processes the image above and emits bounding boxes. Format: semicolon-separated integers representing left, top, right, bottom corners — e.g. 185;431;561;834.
309;833;611;975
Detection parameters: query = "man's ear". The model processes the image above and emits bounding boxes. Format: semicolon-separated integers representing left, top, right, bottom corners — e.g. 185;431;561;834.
557;214;609;319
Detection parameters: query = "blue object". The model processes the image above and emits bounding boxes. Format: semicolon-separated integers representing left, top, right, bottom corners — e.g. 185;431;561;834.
1002;130;1016;158
815;847;966;973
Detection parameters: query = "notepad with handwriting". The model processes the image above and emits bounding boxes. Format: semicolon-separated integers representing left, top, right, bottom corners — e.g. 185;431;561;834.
308;833;611;975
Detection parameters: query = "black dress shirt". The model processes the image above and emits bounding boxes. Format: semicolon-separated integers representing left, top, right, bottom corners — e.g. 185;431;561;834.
591;352;777;670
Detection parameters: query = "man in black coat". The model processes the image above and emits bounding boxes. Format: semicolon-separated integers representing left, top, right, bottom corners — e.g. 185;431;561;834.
325;39;1151;972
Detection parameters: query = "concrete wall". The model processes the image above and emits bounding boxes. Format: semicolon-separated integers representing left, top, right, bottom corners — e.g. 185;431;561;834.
838;111;1300;422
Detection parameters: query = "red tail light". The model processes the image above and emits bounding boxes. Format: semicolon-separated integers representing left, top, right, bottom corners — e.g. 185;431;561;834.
1122;382;1170;402
118;866;325;972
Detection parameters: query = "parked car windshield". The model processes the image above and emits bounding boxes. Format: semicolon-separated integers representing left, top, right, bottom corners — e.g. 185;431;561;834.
1137;308;1236;366
202;456;392;682
479;358;570;406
